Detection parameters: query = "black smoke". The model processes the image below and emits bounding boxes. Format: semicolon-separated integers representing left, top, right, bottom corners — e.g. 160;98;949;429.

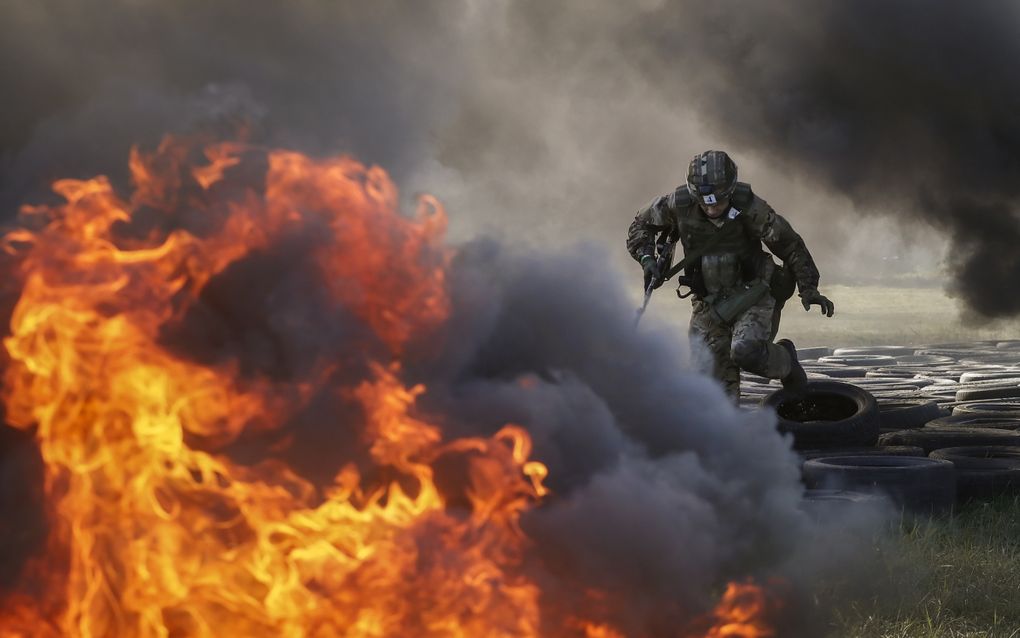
6;1;1016;317
623;0;1020;317
0;0;464;210
0;138;894;633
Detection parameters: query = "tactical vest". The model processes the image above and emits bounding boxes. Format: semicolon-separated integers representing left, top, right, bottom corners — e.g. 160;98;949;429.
671;182;764;293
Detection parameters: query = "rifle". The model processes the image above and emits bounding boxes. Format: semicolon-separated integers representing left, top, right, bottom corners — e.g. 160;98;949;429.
633;215;742;328
633;234;676;328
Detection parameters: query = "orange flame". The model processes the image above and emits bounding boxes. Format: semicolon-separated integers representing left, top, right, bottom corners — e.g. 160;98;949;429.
0;137;780;638
0;138;547;637
702;580;781;638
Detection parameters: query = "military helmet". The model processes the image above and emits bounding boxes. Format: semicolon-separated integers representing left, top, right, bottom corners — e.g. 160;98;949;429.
687;150;737;205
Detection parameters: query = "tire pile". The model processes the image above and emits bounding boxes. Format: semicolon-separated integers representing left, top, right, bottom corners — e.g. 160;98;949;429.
741;341;1020;515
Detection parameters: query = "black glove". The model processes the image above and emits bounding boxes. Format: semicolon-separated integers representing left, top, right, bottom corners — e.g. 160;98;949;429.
641;255;663;290
801;288;834;317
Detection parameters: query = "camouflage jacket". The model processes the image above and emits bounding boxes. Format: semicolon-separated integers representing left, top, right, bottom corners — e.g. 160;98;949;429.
625;182;820;296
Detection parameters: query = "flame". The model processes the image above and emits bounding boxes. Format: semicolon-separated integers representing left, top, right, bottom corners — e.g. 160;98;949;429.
0;137;546;637
702;581;781;638
0;136;780;637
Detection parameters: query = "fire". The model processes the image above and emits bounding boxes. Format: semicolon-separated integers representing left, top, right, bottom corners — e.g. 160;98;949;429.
0;137;779;637
702;581;781;638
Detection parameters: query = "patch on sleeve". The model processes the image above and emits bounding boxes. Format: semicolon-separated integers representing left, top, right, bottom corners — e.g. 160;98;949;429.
727;207;741;219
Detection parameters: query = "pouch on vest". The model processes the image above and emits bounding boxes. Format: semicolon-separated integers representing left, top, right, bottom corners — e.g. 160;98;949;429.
710;279;772;324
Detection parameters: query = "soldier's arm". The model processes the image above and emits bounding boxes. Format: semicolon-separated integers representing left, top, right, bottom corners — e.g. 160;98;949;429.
744;196;821;293
626;195;674;263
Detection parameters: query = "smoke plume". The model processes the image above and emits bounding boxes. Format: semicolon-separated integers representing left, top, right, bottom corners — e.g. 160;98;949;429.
6;1;1018;317
0;0;971;631
623;1;1020;317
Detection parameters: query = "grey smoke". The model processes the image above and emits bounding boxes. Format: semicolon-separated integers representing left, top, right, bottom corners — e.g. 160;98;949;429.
5;0;1008;315
169;219;895;633
0;135;895;632
0;0;945;631
622;1;1020;317
0;0;465;209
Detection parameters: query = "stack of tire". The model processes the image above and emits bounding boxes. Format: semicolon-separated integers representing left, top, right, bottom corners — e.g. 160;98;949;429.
746;341;1020;514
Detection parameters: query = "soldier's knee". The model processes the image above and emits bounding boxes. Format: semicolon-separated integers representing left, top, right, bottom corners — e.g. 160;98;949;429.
731;338;769;373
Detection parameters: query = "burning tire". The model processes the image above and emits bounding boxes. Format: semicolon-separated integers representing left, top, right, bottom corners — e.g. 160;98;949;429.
802;456;955;515
762;381;879;449
929;446;1020;499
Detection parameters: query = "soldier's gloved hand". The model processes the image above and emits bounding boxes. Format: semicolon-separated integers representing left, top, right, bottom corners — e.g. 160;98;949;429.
641;255;663;290
801;288;835;317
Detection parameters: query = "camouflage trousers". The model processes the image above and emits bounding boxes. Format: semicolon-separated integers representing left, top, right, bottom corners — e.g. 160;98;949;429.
689;294;791;401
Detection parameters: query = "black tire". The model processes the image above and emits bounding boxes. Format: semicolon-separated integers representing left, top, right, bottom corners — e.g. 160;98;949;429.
955;470;1020;500
799;446;925;462
894;354;955;366
929;445;1020;469
818;355;898;367
925;414;1020;431
802;489;890;504
959;371;1020;383
866;368;923;379
918;386;965;404
810;366;869;379
800;489;892;517
878;400;945;431
952;402;1020;418
857;383;927;394
878;427;1020;453
832;346;917;357
960;354;1020;366
762;381;879;449
802;456;955;515
955;384;1020;402
797;346;833;360
929;446;1020;499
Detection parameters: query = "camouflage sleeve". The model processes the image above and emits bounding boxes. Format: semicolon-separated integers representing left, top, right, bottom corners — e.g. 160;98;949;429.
625;195;673;262
744;196;821;293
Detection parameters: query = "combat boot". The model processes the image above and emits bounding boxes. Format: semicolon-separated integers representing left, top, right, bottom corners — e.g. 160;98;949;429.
777;339;807;395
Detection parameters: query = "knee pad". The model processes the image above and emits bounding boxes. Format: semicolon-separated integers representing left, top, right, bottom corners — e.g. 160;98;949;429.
731;338;769;373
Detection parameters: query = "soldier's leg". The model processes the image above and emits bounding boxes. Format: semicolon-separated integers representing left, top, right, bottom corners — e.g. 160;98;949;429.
769;298;783;342
729;295;793;380
689;300;741;399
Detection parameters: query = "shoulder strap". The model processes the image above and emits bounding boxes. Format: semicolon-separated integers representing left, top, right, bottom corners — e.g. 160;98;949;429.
730;182;753;208
663;215;741;280
668;185;695;209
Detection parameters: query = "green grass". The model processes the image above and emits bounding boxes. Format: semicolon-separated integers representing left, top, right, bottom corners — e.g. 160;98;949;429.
775;285;1020;348
647;284;1020;348
775;286;1020;636
828;496;1020;637
657;284;1020;635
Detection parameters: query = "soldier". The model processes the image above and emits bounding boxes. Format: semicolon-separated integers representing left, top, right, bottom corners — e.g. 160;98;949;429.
626;150;834;400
